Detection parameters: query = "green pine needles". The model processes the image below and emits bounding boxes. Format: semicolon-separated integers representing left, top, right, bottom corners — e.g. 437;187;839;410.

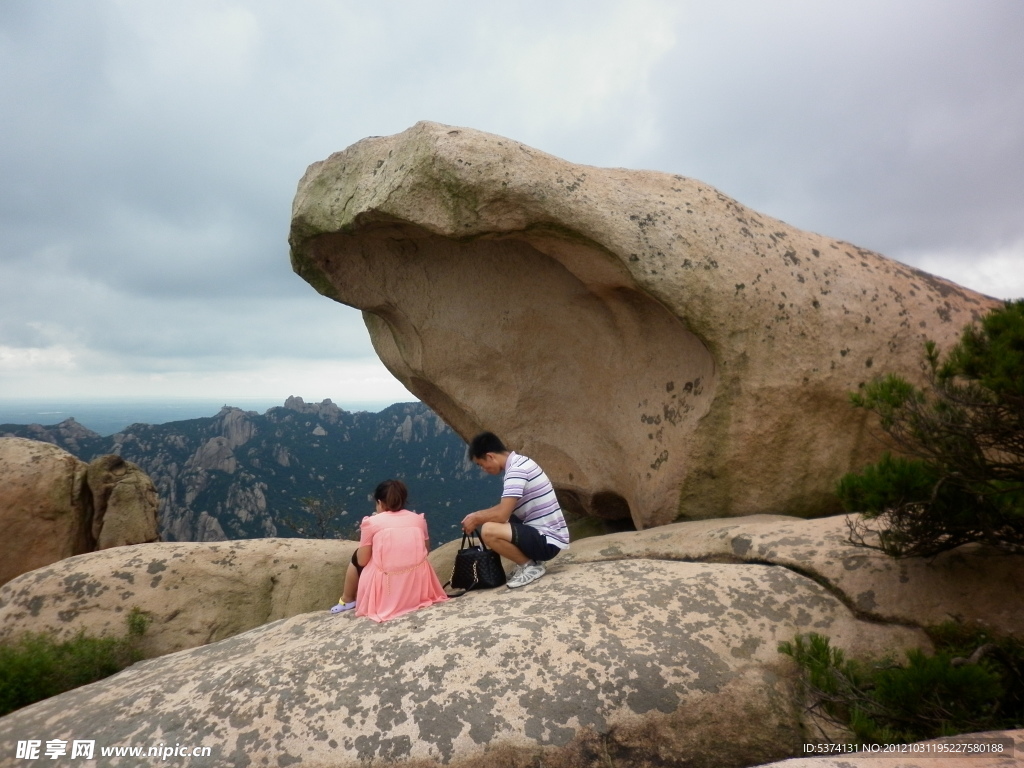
838;299;1024;557
780;626;1023;744
0;608;151;716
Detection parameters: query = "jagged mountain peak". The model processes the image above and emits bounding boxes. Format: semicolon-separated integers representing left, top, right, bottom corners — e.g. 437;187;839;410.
3;399;499;542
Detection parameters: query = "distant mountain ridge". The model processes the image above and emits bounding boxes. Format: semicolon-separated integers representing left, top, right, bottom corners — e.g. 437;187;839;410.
1;398;500;542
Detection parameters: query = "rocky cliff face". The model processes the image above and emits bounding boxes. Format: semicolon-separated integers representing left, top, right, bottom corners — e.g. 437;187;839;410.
289;121;1001;530
3;400;499;543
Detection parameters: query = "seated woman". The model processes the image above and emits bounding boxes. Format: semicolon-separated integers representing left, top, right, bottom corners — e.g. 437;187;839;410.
330;479;448;622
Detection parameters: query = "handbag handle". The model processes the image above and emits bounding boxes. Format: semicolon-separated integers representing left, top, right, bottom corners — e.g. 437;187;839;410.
445;531;489;595
460;531;493;551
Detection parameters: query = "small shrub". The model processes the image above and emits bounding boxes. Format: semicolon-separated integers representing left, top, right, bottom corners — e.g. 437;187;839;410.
839;299;1024;557
0;608;151;716
926;621;1024;726
839;453;982;556
780;626;1024;745
869;648;1002;736
125;605;152;638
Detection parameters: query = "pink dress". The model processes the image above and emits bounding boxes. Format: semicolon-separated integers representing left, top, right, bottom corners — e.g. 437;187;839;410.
355;509;448;622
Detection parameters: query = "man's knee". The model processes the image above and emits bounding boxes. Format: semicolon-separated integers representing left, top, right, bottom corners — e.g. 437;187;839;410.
479;521;511;546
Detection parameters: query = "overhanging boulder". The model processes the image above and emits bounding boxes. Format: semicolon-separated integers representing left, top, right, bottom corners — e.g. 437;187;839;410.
289;122;1000;528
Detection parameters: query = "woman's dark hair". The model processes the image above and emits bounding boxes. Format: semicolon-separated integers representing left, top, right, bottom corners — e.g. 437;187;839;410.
374;479;408;511
468;432;507;460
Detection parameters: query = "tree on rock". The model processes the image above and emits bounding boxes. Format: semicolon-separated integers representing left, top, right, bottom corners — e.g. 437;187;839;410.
838;299;1024;557
280;493;358;540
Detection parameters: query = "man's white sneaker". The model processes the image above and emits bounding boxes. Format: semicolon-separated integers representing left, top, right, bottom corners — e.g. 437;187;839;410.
507;562;545;588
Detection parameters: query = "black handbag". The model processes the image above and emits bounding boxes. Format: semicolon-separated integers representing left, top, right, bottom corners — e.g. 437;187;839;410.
446;533;506;592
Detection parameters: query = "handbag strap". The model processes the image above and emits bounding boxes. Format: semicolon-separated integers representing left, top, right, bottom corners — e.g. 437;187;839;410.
444;562;479;597
460;531;494;551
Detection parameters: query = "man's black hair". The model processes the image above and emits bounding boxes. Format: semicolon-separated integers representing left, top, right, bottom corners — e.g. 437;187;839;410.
468;432;507;460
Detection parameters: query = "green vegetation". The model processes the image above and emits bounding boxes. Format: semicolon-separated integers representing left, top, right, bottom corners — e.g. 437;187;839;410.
780;625;1023;744
0;608;151;716
280;493;360;539
838;299;1024;557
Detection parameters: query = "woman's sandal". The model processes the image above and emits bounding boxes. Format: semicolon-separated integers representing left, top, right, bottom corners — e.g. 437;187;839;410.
330;601;356;614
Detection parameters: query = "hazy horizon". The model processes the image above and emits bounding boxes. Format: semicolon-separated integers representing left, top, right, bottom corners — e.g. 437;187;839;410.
0;395;415;437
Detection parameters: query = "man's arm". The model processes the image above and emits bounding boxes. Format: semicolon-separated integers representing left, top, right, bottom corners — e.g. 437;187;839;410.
461;496;517;533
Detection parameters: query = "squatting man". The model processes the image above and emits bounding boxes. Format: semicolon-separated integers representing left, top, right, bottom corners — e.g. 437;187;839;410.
461;432;570;588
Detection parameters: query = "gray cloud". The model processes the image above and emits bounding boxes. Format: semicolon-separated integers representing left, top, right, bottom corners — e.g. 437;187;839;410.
642;1;1024;256
1;0;1021;401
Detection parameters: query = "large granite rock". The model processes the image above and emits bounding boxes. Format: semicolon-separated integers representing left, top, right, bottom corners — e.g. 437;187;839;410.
0;437;159;586
289;122;1002;529
4;514;1019;766
3;512;1015;661
0;533;467;662
558;514;1024;637
0;555;925;768
86;454;160;549
0;538;356;659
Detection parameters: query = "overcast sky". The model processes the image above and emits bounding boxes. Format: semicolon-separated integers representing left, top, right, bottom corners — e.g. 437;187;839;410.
2;1;1022;406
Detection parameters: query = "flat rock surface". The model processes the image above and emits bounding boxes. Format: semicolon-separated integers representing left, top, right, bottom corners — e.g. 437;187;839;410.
0;556;924;767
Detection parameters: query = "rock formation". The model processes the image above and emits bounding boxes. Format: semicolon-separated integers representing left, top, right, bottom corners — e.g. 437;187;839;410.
556;514;1024;637
0;543;923;766
0;538;356;659
0;437;159;586
289;121;1002;529
1;514;1019;767
3;513;1018;659
85;454;159;550
0;416;98;455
